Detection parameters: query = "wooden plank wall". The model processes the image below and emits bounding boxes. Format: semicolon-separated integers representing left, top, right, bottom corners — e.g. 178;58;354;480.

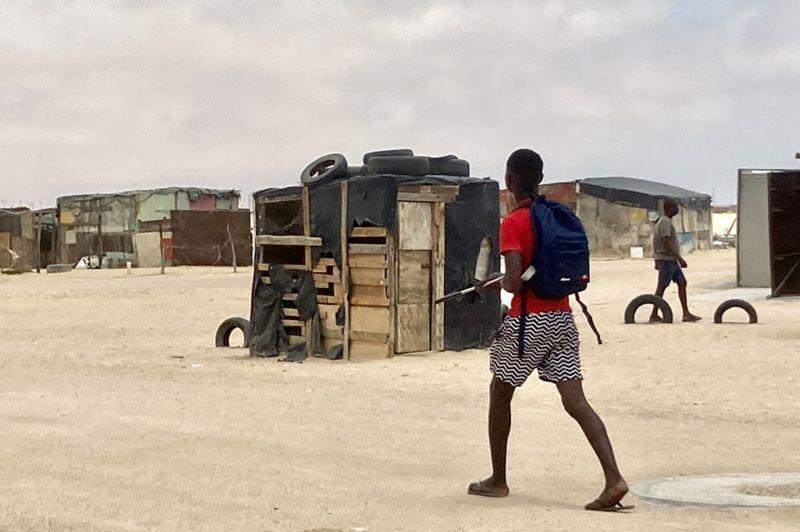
347;224;393;360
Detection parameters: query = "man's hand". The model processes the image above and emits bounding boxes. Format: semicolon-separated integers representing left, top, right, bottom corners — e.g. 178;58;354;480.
679;257;687;268
475;272;504;290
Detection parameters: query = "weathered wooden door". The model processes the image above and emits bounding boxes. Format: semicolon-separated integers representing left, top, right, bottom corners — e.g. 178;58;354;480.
396;201;433;353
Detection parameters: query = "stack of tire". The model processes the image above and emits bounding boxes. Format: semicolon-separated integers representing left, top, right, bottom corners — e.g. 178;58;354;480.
300;149;470;187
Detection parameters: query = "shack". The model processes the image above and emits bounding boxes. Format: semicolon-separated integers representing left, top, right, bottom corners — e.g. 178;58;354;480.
250;174;500;361
531;177;712;258
737;169;800;296
56;187;251;267
0;207;57;271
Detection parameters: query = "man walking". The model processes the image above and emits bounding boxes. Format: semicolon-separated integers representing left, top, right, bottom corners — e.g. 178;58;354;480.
468;149;631;512
649;199;702;322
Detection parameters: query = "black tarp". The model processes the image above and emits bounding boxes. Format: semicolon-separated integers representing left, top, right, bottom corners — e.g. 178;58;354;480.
443;180;501;350
347;175;398;231
309;181;341;267
578;176;711;211
249;265;318;359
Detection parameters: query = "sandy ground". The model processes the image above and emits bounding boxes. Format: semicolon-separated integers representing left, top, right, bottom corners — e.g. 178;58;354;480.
1;249;799;531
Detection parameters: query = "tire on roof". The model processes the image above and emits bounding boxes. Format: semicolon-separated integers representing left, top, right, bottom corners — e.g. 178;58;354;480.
362;149;414;164
365;155;430;176
429;156;470;176
300;153;348;186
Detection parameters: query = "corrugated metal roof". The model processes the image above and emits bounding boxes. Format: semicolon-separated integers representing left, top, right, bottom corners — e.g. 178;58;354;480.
57;187;239;204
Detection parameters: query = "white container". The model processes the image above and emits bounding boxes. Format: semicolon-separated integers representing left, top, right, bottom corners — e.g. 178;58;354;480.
630;246;645;259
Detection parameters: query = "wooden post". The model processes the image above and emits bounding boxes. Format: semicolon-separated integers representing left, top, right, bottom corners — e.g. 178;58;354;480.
159;218;165;274
226;224;237;273
340;181;350;360
387;228;396;356
301;187;314;353
34;211;42;273
302;187;312;269
432;202;446;351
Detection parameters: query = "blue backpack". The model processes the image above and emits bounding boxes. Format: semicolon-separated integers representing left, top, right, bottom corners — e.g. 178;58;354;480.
527;196;590;299
517;196;602;350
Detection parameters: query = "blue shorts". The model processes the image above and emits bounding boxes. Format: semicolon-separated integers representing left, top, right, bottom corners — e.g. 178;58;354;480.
656;260;686;289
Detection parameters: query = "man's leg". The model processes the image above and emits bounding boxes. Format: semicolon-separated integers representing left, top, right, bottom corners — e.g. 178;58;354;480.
556;379;628;505
649;283;667;321
469;377;515;497
677;277;701;322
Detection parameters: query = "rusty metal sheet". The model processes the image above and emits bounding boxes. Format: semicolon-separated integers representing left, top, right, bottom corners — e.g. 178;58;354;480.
170;210;252;266
189;194;216;211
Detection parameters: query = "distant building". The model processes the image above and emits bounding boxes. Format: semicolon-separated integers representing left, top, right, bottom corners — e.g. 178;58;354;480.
56;187;251;267
0;207;57;270
501;177;712;258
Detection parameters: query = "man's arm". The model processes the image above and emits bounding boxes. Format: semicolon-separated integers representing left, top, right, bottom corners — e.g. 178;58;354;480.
502;251;524;294
662;236;687;267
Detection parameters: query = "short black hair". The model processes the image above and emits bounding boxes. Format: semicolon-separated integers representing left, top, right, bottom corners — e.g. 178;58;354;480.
663;199;679;211
507;149;543;197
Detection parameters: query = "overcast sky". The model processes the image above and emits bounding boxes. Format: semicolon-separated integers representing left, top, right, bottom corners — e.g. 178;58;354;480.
1;0;798;208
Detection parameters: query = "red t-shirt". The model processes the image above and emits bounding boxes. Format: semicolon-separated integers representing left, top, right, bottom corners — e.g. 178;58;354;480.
501;199;571;316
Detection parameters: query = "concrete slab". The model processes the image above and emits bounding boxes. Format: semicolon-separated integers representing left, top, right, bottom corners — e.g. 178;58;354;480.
632;473;800;507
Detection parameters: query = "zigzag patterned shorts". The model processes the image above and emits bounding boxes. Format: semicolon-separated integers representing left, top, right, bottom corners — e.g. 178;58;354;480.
490;311;582;386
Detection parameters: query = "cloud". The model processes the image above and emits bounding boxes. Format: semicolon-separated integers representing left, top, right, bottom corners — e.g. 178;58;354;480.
1;0;798;208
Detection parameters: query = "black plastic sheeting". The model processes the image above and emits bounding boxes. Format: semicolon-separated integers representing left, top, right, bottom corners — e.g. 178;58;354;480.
308;181;341;267
347;175;398;233
250;175;501;355
249;265;318;359
442;180;501;350
578;177;711;211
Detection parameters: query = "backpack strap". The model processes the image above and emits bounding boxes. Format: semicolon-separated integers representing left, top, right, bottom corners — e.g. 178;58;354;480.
517;286;527;358
574;293;603;345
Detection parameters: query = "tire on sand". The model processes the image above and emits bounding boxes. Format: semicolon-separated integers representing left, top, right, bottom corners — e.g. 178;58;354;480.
215;317;251;348
300;153;348;186
714;299;758;324
624;294;673;324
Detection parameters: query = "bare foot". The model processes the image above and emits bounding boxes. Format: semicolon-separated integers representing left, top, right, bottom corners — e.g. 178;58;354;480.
585;478;629;509
468;477;509;498
683;314;702;322
648;315;663;323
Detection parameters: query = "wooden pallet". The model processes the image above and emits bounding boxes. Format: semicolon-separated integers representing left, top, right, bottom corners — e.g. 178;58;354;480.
345;224;393;359
253;187;318;352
